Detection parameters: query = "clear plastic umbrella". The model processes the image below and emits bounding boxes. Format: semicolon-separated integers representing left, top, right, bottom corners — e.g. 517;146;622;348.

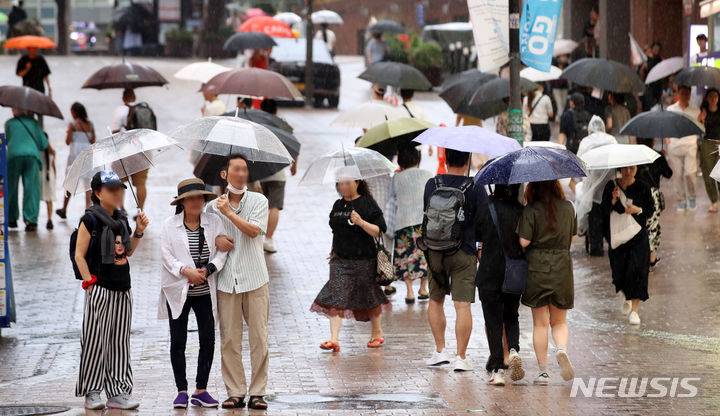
300;147;397;185
331;101;407;128
173;59;231;83
170;116;293;165
63;129;183;206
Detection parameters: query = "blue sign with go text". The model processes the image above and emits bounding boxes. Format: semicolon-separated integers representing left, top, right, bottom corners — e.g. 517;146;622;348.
520;0;563;72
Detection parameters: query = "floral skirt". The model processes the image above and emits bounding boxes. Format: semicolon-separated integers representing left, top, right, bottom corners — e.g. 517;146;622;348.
393;225;430;281
647;187;662;252
310;257;391;322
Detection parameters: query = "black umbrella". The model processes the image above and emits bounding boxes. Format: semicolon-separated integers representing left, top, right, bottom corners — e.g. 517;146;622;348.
264;125;300;159
619;110;705;138
440;70;497;113
0;85;64;119
112;4;154;33
469;77;540;105
367;20;405;33
223;109;293;133
359;62;431;90
560;58;644;93
673;66;720;89
223;32;277;52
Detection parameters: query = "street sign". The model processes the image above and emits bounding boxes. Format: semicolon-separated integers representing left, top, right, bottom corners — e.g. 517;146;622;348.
0;133;16;328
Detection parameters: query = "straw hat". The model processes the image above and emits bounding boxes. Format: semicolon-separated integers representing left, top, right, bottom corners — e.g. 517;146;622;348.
170;178;218;206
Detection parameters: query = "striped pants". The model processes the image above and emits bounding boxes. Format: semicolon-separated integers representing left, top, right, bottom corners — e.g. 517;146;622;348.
75;285;133;397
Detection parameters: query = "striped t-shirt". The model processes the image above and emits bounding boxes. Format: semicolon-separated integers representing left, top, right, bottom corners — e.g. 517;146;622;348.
186;225;210;296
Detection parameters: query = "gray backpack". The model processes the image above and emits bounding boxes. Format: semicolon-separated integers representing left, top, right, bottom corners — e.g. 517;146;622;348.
421;177;473;253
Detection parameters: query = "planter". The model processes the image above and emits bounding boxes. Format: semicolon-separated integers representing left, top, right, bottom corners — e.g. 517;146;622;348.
164;38;193;57
415;66;443;88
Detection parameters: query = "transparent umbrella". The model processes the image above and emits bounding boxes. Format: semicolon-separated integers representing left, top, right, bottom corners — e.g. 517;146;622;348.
331;101;407;128
63;129;184;206
300;147;397;185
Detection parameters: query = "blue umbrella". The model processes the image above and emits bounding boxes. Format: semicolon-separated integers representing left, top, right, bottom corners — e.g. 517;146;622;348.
412;126;521;156
475;147;587;185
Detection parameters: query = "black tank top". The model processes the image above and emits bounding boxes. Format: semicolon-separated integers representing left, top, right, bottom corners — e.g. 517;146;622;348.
704;108;720;140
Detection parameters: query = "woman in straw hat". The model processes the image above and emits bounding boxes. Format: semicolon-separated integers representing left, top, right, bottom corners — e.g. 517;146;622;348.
159;178;230;409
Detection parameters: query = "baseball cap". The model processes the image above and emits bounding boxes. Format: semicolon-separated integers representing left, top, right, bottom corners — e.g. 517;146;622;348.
91;170;127;190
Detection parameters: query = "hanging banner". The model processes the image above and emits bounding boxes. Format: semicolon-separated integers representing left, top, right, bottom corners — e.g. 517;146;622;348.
467;0;509;72
519;0;563;72
0;133;16;328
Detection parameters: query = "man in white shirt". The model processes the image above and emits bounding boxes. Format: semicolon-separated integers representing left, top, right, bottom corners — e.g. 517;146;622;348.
314;23;336;55
399;89;428;120
666;86;700;211
112;88;149;216
209;154;269;410
201;92;226;117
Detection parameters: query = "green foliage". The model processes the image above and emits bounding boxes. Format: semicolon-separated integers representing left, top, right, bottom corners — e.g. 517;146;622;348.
165;28;194;42
384;34;409;63
204;25;235;42
409;42;443;68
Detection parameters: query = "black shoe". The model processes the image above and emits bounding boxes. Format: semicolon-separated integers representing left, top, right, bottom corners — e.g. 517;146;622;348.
25;223;38;232
650;257;660;267
46;220;54;230
384;286;397;297
55;209;67;219
405;297;415;304
8;221;17;228
418;292;430;300
589;249;604;257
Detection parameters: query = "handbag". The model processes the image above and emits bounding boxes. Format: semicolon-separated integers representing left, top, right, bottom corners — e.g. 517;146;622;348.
487;201;528;295
609;183;642;249
375;238;395;286
384;176;398;236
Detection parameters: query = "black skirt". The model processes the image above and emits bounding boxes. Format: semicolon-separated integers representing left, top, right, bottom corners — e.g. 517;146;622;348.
608;229;650;301
310;256;391;322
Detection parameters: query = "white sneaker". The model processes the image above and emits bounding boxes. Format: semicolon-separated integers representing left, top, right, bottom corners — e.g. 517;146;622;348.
622;300;632;315
263;238;277;253
629;311;641;325
555;350;575;381
106;393;140;410
533;372;550;385
426;349;451;367
488;369;505;385
85;391;105;410
507;349;525;381
453;356;473;372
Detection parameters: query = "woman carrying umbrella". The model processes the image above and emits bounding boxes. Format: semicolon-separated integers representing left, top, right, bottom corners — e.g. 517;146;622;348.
600;165;655;325
57;102;96;219
698;88;720;213
518;180;577;385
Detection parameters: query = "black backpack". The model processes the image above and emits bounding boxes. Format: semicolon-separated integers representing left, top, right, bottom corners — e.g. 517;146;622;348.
69;214;99;280
126;102;157;130
567;109;591;153
420;177;473;253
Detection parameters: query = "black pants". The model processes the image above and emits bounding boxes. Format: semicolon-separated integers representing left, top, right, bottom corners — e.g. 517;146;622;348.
530;123;551;141
587;202;604;255
167;295;214;391
480;293;521;372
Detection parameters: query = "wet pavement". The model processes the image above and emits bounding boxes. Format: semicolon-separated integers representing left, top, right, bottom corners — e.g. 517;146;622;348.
0;56;719;415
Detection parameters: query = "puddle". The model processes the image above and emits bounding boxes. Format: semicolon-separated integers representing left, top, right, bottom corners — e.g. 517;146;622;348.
269;393;446;410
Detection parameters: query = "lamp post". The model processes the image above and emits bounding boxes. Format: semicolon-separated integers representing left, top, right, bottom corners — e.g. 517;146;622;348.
508;0;523;145
305;0;315;106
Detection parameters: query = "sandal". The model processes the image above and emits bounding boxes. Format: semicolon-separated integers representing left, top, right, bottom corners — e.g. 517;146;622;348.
248;396;268;410
418;291;429;300
405;297;415;304
221;396;245;409
384;287;397;296
367;338;385;348
320;340;340;352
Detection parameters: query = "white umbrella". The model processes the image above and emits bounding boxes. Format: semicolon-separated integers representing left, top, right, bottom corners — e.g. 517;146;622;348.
174;60;231;83
520;65;563;82
553;38;578;57
524;141;566;150
331;102;407;128
311;10;344;25
580;144;660;170
300;147;396;185
644;56;685;84
274;12;302;26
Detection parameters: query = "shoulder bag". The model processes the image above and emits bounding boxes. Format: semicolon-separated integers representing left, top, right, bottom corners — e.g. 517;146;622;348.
488;201;528;295
609;182;642;249
375;238;395;286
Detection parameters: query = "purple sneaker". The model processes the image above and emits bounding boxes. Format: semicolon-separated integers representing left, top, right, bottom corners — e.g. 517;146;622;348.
191;391;219;408
173;392;189;409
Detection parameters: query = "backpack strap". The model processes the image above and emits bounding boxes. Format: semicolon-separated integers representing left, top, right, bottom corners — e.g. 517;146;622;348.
458;177;474;193
434;176;442;189
487;201;510;261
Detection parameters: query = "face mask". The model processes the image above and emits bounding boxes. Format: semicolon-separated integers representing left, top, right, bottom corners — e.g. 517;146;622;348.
226;183;247;195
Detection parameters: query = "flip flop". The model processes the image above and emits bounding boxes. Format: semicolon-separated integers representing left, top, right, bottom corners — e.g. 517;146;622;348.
367;338;385;348
221;396;245;409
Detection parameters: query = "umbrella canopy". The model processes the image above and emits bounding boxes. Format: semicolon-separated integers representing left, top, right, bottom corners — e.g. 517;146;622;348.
440;70;497;112
412;126;521;156
644;56;684;84
367;20;405;34
524;141;566;150
170;116;292;165
469;77;540;105
475;147;587;185
619;110;704;138
3;35;56;49
356;118;435;148
300;147;397;185
224;109;293;132
520;65;563;82
245;8;267;18
173;60;230;83
238;16;295;38
553;38;578;57
331;101;407;128
224;32;277;52
312;10;343;24
63;129;183;198
673;66;720;88
561;58;645;93
202;68;302;99
82;62;169;90
112;3;154;32
274;12;302;26
0;12;8;23
359;62;432;90
0;85;63;119
580;144;660;170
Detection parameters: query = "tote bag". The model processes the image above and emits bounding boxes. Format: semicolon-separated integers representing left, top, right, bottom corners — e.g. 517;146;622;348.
609;185;641;249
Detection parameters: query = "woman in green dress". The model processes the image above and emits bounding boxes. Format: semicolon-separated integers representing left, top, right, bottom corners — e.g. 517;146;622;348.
517;180;577;386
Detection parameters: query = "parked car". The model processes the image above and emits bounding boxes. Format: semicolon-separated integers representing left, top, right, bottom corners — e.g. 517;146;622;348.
270;37;340;108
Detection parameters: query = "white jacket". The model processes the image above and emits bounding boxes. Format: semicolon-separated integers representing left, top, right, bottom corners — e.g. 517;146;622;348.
158;212;229;324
